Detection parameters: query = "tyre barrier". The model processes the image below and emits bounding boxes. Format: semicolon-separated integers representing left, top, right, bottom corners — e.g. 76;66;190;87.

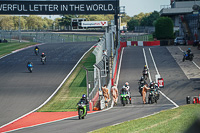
186;95;200;104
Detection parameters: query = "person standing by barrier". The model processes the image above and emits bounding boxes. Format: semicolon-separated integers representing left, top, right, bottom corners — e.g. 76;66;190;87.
111;84;118;106
102;85;110;107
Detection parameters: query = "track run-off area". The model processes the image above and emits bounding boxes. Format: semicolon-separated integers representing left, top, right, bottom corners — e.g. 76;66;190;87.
0;44;200;133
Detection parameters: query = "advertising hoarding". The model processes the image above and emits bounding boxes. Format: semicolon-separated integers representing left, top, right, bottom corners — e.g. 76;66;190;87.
81;21;108;27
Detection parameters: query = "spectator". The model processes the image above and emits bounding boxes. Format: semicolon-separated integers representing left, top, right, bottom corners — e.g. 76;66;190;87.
111;84;118;106
102;85;110;107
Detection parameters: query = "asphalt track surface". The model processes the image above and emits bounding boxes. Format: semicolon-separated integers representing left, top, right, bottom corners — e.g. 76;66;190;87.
0;42;95;127
11;46;200;133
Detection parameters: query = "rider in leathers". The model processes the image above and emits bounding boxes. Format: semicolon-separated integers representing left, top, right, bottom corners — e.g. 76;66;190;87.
77;94;88;115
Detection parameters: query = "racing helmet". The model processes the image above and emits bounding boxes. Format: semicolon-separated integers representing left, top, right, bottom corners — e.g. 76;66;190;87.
188;48;191;50
155;83;158;88
144;65;147;69
125;82;129;86
42;53;44;55
150;82;154;86
82;94;86;98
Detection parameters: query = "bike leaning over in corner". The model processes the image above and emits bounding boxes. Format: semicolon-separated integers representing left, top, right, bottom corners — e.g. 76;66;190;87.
77;102;87;119
27;62;33;73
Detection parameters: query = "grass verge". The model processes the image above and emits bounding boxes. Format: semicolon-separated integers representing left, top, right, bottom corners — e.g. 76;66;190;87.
38;47;95;112
0;42;37;57
92;104;200;133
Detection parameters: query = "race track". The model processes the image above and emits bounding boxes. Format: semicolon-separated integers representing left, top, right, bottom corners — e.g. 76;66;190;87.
12;46;200;133
0;42;95;127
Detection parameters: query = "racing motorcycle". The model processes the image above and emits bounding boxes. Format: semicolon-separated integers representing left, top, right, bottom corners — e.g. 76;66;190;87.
27;63;33;73
35;48;39;55
121;91;128;106
41;57;46;65
143;69;148;80
77;102;87;119
183;51;194;62
148;88;160;104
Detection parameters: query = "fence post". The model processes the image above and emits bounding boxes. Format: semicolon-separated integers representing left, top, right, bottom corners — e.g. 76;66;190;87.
82;66;90;111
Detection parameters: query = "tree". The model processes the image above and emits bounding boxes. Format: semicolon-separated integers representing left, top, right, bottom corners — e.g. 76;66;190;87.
0;16;14;30
59;15;75;27
127;18;139;31
140;11;160;26
155;17;174;39
13;16;27;30
121;14;131;23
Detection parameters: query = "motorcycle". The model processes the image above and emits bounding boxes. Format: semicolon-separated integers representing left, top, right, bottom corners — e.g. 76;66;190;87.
77;102;87;119
182;52;194;62
41;57;46;65
35;48;39;55
27;64;33;73
148;88;160;104
143;70;148;80
121;92;127;106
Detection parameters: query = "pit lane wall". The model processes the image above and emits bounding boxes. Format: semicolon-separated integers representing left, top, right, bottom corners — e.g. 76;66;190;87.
121;41;160;47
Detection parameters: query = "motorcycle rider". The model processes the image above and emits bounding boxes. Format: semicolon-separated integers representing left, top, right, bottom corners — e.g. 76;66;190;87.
187;48;191;56
143;65;148;71
120;85;127;94
149;81;155;89
139;76;147;85
41;53;46;62
34;46;39;54
138;76;147;96
125;82;130;92
77;94;88;115
124;82;131;103
143;65;148;79
27;61;33;68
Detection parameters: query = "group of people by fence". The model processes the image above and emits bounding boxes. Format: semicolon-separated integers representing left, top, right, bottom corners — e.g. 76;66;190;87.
102;84;119;107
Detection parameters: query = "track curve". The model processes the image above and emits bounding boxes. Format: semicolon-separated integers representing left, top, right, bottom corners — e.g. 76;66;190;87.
0;42;95;127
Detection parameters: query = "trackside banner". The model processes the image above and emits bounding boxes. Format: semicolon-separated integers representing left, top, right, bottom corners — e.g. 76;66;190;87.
81;21;108;27
0;0;119;15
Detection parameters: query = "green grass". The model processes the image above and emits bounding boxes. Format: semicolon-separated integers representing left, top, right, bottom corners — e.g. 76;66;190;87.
38;48;95;112
0;42;37;57
92;104;200;133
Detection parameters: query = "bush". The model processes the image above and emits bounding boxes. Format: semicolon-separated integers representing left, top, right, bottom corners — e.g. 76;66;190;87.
155;17;174;39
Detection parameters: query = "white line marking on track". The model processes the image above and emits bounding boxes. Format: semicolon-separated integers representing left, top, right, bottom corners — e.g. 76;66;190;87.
149;48;179;108
142;48;152;82
0;45;95;130
149;48;160;75
111;47;124;108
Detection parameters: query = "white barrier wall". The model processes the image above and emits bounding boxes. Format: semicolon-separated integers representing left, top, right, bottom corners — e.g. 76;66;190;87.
127;41;131;46
138;41;143;46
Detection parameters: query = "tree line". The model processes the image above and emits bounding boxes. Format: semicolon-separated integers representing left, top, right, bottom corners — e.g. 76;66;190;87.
0;12;159;31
